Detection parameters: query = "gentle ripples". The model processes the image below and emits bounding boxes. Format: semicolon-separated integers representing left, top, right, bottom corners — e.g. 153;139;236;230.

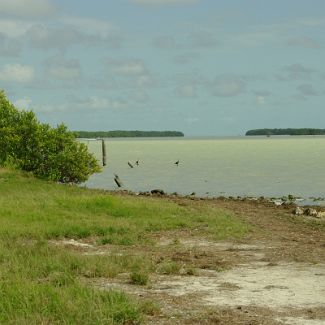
83;136;325;202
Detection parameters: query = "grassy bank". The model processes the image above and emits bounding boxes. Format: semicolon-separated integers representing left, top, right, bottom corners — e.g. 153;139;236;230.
0;168;249;324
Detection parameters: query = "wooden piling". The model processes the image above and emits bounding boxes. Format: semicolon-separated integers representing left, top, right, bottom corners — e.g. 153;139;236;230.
114;174;122;187
101;139;107;166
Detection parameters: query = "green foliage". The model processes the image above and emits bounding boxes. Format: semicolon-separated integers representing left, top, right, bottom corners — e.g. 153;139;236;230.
0;90;100;183
246;128;325;136
129;271;149;285
75;130;184;138
156;261;181;275
139;300;160;316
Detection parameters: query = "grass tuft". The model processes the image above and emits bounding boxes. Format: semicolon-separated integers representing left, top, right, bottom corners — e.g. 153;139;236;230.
156;261;182;275
130;271;149;285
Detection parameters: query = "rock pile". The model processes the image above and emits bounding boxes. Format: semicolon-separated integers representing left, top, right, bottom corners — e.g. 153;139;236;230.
293;207;325;219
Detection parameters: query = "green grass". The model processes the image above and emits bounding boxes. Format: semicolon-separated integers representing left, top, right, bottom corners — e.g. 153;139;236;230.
156;261;182;275
130;271;149;286
0;168;250;323
0;173;249;243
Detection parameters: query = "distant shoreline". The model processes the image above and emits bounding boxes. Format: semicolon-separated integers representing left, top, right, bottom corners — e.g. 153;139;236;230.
75;130;184;138
246;128;325;136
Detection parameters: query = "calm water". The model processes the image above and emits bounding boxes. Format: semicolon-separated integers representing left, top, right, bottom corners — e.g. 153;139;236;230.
83;136;325;201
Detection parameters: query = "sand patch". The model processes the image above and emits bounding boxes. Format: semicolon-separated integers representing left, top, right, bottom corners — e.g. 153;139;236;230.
97;262;325;310
278;317;325;325
49;238;94;249
153;263;325;309
159;237;267;251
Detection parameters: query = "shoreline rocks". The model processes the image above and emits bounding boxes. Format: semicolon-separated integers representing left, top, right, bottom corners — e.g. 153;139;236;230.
107;188;325;216
150;189;165;196
293;206;325;219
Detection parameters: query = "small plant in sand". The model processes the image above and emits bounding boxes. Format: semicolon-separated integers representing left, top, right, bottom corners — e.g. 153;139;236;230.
130;271;149;285
157;261;181;275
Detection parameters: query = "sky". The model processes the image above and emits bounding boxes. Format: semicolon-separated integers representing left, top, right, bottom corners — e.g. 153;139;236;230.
0;0;324;136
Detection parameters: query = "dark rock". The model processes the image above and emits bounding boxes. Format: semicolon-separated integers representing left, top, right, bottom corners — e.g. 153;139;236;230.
139;191;151;196
305;208;318;217
151;189;165;196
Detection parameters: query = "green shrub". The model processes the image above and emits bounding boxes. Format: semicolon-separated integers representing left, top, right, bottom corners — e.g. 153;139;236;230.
139;300;160;316
156;261;181;275
0;90;100;183
130;271;149;285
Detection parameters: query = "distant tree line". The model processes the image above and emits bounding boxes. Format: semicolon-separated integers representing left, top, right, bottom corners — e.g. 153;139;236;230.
75;130;184;138
245;128;325;136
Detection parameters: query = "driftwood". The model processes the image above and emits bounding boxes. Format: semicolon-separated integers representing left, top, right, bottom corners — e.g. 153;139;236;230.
114;174;122;187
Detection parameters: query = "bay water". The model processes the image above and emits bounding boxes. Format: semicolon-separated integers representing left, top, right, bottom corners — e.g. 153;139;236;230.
83;136;325;203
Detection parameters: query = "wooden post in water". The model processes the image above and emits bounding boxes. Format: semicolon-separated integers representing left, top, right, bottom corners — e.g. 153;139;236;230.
101;139;107;166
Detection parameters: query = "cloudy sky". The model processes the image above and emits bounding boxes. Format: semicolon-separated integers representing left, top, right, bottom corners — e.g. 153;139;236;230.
1;0;324;136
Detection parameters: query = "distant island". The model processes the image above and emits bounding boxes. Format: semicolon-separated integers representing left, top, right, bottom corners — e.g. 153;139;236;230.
245;128;325;136
75;130;184;138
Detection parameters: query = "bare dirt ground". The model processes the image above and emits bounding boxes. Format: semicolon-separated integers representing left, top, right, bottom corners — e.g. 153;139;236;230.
55;197;325;325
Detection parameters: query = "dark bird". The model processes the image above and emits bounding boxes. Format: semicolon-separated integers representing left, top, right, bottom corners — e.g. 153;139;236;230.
135;160;139;166
174;160;179;166
127;161;134;168
114;174;122;187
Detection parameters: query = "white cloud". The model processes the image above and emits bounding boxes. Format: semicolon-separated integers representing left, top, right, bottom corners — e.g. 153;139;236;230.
0;0;57;18
277;63;314;81
83;97;127;110
49;66;80;80
234;30;276;48
35;96;127;113
136;74;153;87
0;33;22;56
287;37;320;49
26;24;84;50
298;18;325;27
152;35;178;49
254;90;271;97
45;55;81;80
128;90;149;103
256;95;266;105
14;97;32;109
297;84;318;96
190;30;218;48
0;63;35;83
172;52;199;64
114;60;147;76
176;84;196;97
62;16;117;39
185;117;198;125
211;75;245;97
0;19;33;38
130;0;200;6
103;58;154;88
26;19;122;50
